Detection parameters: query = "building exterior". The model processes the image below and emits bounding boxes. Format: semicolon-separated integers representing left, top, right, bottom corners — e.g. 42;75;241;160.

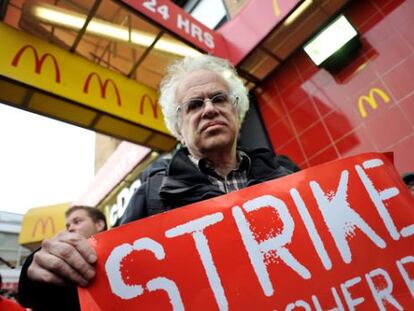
255;0;413;174
0;211;30;292
74;141;156;227
0;212;30;268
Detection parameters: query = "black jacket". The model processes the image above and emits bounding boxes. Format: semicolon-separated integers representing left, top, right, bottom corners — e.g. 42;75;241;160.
120;147;295;224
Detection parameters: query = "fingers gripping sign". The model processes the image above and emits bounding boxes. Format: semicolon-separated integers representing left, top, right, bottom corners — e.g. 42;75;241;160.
28;231;97;286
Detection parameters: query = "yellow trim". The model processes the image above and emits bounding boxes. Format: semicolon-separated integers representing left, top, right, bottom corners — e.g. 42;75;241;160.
0;22;170;135
19;203;69;245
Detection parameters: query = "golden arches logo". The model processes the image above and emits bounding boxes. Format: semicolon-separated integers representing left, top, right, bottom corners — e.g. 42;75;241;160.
11;44;61;83
83;72;122;106
358;87;390;118
32;217;56;238
140;94;159;119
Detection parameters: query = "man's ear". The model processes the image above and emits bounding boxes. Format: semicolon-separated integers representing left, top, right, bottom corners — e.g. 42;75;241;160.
95;219;106;232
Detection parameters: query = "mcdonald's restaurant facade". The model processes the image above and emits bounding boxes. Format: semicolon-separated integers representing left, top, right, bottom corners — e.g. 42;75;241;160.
0;0;413;239
255;0;414;173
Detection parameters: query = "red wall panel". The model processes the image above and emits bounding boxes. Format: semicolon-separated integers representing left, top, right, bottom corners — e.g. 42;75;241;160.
256;0;414;174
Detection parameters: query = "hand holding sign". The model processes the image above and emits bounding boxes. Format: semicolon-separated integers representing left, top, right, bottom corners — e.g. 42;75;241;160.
79;153;414;310
28;231;97;286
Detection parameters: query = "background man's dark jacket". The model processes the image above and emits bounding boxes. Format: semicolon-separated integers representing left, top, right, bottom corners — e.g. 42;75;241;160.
18;252;80;311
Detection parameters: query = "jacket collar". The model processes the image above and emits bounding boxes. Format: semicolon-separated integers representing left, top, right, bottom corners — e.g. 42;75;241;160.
159;146;289;208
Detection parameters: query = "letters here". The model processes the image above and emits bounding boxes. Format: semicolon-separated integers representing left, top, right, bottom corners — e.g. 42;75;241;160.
138;0;215;50
79;153;414;310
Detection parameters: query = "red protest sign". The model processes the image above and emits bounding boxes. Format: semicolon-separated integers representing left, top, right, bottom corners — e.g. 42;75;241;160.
79;153;414;310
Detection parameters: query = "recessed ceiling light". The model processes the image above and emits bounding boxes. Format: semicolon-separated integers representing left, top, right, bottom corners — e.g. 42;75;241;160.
303;15;358;66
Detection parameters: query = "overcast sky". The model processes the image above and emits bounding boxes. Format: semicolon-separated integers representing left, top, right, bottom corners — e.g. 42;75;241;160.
0;103;95;215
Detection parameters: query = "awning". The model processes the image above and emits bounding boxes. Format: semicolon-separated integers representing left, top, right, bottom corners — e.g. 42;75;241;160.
0;0;350;149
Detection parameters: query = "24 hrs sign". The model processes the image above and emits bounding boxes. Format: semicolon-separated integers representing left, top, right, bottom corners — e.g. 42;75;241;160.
120;0;228;57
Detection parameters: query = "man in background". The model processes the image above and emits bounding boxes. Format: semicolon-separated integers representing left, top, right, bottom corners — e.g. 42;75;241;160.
18;206;107;310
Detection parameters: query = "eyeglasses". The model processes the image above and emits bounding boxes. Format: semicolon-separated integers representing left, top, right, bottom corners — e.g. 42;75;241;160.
176;92;238;116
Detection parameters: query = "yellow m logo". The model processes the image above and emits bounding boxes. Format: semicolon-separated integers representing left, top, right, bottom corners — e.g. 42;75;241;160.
32;217;56;238
358;87;390;118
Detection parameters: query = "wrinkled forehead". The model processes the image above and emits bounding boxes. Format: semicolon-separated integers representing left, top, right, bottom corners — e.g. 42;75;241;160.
176;69;230;102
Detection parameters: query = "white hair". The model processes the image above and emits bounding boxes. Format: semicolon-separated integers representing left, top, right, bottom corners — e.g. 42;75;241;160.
159;55;249;139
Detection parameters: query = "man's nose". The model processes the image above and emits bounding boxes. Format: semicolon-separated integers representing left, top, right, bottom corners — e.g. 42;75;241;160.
67;224;76;233
201;101;219;117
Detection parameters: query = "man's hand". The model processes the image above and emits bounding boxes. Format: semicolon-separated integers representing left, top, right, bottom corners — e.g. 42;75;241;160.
27;231;97;287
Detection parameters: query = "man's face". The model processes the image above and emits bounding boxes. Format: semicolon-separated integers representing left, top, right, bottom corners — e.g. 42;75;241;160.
176;70;240;158
65;209;102;238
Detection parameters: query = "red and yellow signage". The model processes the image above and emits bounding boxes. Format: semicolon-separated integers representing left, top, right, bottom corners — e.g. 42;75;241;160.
0;22;169;135
19;203;69;250
11;44;62;83
79;153;414;310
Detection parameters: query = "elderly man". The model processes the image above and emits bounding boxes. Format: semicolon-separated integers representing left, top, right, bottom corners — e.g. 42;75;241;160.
18;206;107;310
120;55;296;221
18;55;296;310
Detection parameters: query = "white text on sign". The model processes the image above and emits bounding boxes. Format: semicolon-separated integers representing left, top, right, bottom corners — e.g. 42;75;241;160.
104;157;414;310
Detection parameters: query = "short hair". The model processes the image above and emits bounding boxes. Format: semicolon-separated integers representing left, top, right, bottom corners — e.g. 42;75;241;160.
159;55;249;139
65;205;107;231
